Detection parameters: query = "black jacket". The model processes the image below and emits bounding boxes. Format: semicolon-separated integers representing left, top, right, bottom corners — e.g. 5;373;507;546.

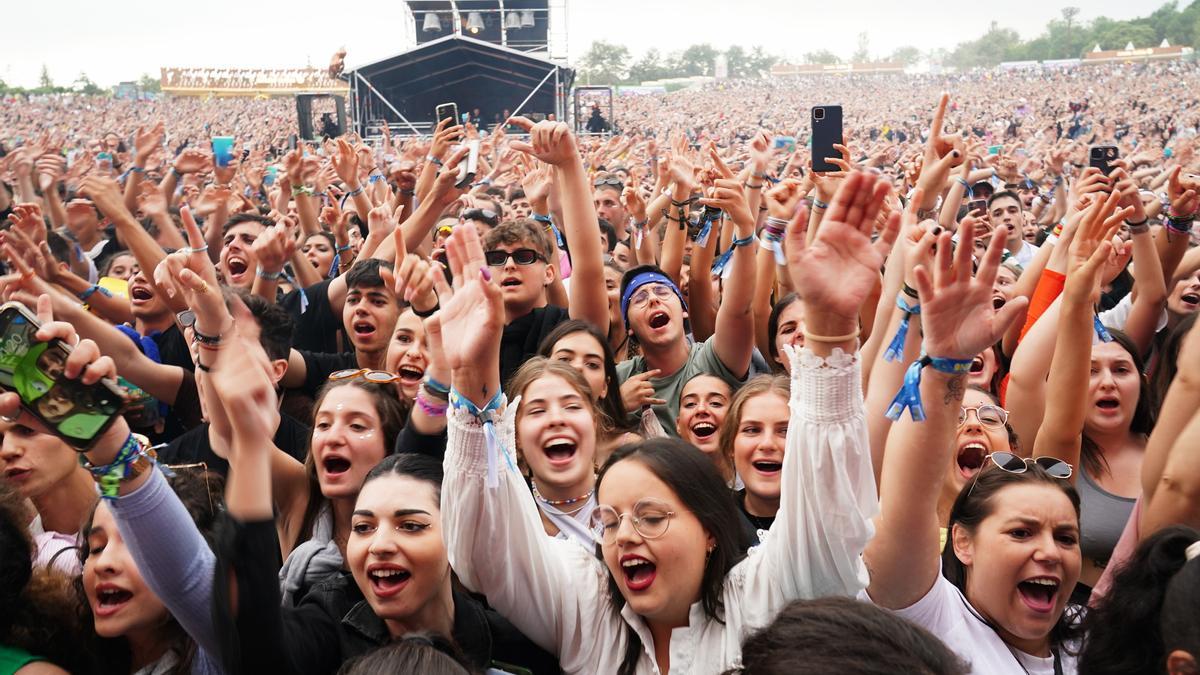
214;518;559;674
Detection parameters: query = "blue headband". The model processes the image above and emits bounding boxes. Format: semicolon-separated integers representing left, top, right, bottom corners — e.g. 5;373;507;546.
621;271;686;328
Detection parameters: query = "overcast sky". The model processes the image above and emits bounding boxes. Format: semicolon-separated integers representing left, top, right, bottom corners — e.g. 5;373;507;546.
1;0;1169;88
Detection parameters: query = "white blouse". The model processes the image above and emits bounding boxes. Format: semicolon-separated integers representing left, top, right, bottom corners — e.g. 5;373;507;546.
442;346;878;674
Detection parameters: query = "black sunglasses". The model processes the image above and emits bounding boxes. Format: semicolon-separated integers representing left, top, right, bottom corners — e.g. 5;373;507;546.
966;452;1073;499
593;176;624;190
485;248;545;267
461;208;498;225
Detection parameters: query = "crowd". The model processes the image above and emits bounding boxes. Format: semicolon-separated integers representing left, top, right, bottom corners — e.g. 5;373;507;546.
1;58;1199;675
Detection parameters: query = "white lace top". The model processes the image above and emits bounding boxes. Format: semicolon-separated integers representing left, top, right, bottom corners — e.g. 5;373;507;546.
442;346;878;674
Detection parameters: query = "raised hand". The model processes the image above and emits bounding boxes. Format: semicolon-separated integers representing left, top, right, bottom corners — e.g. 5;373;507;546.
204;296;279;444
1064;189;1131;303
1168;166;1199;219
912;224;1028;361
429;117;464;160
173;148;212;175
152;206;227;333
437;226;503;406
133;122;165;166
7;203;47;246
508;116;579;167
251;223;295;275
784;170;901;332
332;138;360;187
79;175;132;220
698;178;753;230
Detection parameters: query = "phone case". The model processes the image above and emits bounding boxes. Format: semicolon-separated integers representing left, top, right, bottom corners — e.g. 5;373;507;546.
1089;146;1118;175
811;106;844;173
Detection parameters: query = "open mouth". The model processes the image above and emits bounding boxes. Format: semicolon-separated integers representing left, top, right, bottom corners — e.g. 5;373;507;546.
1095;397;1120;411
620;556;657;592
323;457;352;476
992;295;1006;310
1017;577;1059;613
648;311;670;330
353;321;377;338
130;286;154;301
367;567;412;596
752;460;782;474
309;257;321;268
398;366;424;384
691;422;717;440
969;357;985;374
1182;293;1200;308
957;442;987;479
501;277;522;288
543;439;578;465
94;587;133;616
227;257;248;277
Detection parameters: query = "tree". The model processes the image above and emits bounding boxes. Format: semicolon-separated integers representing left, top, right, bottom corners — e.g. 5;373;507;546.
725;45;750;78
36;64;57;94
948;21;1022;68
747;46;778;77
74;72;104;96
803;49;841;65
852;32;870;63
579;40;631;85
888;46;922;66
679;43;720;77
138;73;162;94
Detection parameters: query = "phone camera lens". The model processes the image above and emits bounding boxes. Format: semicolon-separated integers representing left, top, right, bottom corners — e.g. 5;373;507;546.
814;108;825;121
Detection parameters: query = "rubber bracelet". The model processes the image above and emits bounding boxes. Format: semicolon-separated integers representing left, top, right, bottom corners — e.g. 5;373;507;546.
426;155;443;167
423;375;451;396
344;186;363;198
802;328;860;343
256;266;283;281
812;198;829;210
411;303;439;318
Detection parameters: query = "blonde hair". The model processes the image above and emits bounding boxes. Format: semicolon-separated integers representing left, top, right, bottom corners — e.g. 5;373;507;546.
509;357;610;453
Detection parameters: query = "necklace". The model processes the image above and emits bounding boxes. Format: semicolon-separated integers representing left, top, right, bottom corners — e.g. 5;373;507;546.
532;483;595;507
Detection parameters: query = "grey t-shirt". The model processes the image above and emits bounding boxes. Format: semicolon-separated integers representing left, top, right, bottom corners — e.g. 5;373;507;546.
616;336;745;436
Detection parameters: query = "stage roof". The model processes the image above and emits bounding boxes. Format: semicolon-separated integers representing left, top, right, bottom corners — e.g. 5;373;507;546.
348;34;573;126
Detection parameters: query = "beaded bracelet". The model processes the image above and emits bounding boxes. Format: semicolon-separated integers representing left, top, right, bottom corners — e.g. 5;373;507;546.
886;354;974;422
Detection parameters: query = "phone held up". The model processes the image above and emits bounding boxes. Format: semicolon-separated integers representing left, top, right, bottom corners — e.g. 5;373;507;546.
0;302;124;450
1089;145;1119;177
811;105;844;173
436;102;463;141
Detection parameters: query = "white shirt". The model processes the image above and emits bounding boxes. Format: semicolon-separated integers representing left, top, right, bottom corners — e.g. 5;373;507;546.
862;574;1079;675
443;346;878;674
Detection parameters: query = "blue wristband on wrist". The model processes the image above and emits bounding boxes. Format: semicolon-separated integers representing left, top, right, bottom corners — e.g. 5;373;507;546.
884;295;921;363
885;354;974;422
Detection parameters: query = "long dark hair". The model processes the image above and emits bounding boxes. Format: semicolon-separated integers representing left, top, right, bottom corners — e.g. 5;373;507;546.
1161;533;1200;667
77;467;225;675
362;452;443;497
1080;329;1156;478
595;437;751;675
940;461;1084;656
766;293;801;372
537;319;633;433
297;379;408;549
1078;525;1200;674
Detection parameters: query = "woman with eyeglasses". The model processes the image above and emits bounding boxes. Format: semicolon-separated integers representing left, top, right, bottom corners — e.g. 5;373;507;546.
864;224;1086;673
439;172;894;673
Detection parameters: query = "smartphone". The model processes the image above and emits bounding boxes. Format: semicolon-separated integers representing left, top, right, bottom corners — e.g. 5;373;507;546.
1089;145;1119;176
212;136;235;168
810;105;843;173
456;139;480;189
0;302;124;449
436;102;459;128
287;134;298;151
968;198;989;215
264;165;278;187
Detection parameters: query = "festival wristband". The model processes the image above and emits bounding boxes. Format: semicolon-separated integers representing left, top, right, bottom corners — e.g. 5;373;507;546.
884;295;921;363
885;354;974;422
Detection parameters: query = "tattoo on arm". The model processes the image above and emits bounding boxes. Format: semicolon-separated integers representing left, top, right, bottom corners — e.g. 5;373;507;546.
944;374;965;406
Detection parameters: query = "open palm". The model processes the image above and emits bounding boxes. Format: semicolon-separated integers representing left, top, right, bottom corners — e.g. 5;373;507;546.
786;171;900;324
914;225;1028;361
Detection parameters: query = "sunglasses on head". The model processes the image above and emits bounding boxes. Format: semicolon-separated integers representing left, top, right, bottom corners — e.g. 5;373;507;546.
593;176;624;190
967;451;1073;498
461;208;498;225
328;368;404;384
484;248;545;267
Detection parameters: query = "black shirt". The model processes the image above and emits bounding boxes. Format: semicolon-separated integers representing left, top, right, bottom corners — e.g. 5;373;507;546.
737;489;775;546
280;279;345;354
152;324;194;372
160;413;311;478
297;350;358;400
500;304;570;388
214;518;560;675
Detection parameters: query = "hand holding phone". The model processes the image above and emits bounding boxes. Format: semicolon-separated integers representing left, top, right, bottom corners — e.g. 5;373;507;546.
0;301;124;449
811;106;844;173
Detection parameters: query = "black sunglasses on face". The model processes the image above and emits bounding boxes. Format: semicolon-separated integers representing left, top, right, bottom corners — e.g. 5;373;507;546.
485;248;545;267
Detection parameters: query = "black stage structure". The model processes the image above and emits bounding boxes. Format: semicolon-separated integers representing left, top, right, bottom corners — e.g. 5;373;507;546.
347;34;574;137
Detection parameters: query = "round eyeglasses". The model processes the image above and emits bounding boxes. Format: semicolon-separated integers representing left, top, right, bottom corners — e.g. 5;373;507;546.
590;499;676;546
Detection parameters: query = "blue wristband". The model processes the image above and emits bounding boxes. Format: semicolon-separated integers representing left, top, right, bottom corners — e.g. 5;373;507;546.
884;295;921;363
711;233;756;279
79;285;113;302
449;387;512;488
1093;314;1113;343
885;354;974;422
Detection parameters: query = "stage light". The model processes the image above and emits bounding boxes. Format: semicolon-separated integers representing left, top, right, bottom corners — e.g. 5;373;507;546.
504;11;522;30
422;12;442;32
466;12;485;34
520;10;535;28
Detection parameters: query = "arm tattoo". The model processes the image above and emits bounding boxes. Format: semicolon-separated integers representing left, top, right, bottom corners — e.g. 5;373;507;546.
944;374;965;406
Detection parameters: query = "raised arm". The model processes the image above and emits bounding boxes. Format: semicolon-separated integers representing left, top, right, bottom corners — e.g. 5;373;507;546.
1033;191;1128;465
701;155;759;378
1141;318;1200;535
509;117;608;330
1110;167;1166;352
866;219;1028;610
739;171;899;613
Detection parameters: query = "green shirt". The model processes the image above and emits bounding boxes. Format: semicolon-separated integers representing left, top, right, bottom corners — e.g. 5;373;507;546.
616;337;744;436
